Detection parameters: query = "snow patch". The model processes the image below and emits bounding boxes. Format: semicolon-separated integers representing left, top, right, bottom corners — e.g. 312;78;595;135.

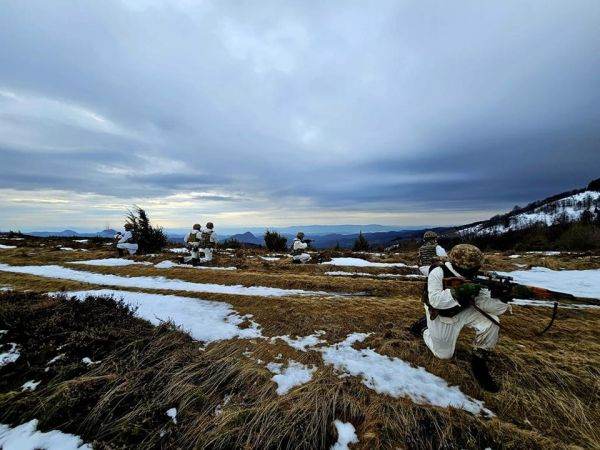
318;334;492;415
166;408;177;424
0;244;16;249
73;240;89;243
0;263;327;297
512;299;600;309
0;420;91;450
58;289;263;343
70;258;150;267
266;360;317;395
526;251;561;256
47;354;65;365
321;258;408;268
0;343;20;367
272;331;326;351
154;260;236;271
168;247;189;254
331;420;358;450
496;267;600;299
260;256;280;261
81;357;100;366
22;380;41;391
325;271;423;279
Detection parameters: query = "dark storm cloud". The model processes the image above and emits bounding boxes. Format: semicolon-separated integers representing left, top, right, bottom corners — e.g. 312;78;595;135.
0;0;599;227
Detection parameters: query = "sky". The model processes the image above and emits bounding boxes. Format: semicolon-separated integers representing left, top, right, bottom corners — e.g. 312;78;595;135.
0;0;599;232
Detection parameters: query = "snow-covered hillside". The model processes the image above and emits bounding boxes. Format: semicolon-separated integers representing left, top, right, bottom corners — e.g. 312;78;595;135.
460;190;600;236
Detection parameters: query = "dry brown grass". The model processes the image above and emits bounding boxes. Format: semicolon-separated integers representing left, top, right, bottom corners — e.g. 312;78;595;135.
0;240;599;448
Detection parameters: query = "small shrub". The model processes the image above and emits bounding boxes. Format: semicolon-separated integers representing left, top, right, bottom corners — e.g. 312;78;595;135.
263;230;287;252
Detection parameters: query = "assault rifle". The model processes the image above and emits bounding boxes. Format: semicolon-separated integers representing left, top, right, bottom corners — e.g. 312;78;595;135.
443;272;599;335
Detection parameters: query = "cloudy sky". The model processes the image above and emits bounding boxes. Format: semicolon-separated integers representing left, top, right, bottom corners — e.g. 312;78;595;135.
1;0;599;232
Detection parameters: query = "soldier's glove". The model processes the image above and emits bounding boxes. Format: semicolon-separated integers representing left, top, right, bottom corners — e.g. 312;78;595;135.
452;283;481;307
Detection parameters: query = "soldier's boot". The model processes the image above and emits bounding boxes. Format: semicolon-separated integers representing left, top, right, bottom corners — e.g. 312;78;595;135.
471;349;500;393
408;316;427;338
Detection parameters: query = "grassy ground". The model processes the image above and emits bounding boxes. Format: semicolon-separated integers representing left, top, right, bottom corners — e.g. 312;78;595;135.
0;238;599;449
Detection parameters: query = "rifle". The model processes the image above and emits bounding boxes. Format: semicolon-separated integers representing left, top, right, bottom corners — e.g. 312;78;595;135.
443;272;599;335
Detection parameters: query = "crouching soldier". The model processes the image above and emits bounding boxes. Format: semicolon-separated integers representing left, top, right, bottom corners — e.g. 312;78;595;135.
116;223;138;256
199;222;217;263
418;231;447;275
183;224;202;265
410;244;510;392
292;232;311;264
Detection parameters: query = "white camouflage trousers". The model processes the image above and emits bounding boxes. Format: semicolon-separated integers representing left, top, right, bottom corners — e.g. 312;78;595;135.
200;247;213;262
293;253;311;263
116;242;138;255
423;295;510;359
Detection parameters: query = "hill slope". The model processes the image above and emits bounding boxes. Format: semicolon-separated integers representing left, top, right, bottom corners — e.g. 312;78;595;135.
458;179;600;236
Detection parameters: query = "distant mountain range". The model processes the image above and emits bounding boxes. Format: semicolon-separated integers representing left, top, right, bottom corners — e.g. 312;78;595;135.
26;229;118;238
14;179;599;248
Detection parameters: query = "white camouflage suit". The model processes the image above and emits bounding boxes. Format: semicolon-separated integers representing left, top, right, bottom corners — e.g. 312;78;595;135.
292;239;311;263
423;261;511;359
199;228;217;263
183;228;202;262
116;230;138;255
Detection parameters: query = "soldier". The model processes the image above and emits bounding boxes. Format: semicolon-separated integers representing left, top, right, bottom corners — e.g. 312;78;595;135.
183;223;202;265
409;244;510;392
292;232;311;263
116;223;138;256
199;222;217;263
418;231;447;275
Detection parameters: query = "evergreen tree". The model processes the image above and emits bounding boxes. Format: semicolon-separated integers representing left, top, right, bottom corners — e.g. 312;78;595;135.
352;232;369;251
125;206;167;254
264;230;288;252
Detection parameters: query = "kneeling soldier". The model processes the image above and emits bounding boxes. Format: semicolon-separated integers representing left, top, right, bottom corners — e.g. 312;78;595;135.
410;244;510;392
292;232;311;264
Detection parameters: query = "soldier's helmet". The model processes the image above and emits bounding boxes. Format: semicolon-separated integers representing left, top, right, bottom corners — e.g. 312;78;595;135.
193;223;201;230
449;244;484;270
297;232;305;239
206;222;214;229
423;231;438;241
124;223;133;230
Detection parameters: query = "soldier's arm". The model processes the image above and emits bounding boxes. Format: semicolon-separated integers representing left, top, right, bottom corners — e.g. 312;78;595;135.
428;267;461;310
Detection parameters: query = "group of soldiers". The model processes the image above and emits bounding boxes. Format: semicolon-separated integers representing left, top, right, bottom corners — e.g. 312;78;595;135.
183;222;217;265
114;222;507;391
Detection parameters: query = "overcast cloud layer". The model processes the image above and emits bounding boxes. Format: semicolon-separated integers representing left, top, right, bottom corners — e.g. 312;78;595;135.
1;0;599;231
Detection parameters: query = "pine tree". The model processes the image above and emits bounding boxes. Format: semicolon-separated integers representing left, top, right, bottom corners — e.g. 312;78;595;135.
352;232;369;251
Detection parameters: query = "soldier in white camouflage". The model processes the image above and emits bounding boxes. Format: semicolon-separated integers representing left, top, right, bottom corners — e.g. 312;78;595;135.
418;231;447;275
183;223;202;265
410;244;510;392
